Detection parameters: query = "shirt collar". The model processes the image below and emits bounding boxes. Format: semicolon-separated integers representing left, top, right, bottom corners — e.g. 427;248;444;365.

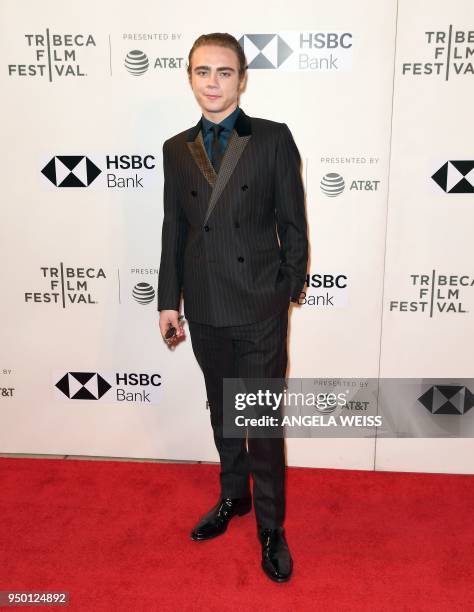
201;106;241;134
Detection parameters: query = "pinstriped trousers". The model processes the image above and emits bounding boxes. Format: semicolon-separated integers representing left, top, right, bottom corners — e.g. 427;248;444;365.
188;306;288;529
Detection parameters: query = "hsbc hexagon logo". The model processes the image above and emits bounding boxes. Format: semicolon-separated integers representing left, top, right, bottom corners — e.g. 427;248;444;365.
238;34;293;69
53;370;164;404
42;156;101;187
418;385;473;415
55;372;112;400
431;160;474;193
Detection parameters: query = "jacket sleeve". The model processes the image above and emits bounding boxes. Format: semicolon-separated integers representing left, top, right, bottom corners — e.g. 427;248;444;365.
157;140;188;311
274;123;308;302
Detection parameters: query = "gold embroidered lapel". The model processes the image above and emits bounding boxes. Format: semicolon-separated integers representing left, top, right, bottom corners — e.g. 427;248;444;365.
186;131;217;187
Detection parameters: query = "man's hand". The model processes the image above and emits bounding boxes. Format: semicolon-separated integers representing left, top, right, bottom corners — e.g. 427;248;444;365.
159;309;185;348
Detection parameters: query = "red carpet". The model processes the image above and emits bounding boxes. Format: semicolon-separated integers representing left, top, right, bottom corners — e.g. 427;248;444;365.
0;457;473;611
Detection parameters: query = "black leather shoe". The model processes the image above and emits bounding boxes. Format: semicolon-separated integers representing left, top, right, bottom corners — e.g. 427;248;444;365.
259;527;293;582
190;497;252;541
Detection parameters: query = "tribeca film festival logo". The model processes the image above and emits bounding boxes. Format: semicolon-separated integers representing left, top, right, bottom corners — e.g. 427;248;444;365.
24;264;107;308
418;385;473;415
237;32;353;71
7;30;97;81
54;371;162;403
389;271;473;317
41;154;157;189
402;27;474;80
298;272;348;308
431;160;474;193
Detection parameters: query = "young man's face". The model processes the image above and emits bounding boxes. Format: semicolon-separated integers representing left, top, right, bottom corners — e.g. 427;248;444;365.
189;44;245;123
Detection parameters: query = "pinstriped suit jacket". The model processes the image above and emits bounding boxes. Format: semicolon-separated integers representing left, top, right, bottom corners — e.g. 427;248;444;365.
157;108;308;327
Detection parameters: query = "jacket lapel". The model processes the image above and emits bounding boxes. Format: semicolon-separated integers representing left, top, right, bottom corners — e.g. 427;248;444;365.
186;130;217;187
203;129;251;224
186;109;252;223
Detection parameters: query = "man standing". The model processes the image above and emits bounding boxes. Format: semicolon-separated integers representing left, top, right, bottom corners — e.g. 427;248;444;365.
158;33;308;583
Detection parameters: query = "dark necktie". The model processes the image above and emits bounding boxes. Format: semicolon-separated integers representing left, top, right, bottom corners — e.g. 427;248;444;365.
211;124;224;172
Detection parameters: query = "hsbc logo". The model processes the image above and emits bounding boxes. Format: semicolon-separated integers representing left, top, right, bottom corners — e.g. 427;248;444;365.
53;370;163;403
418;385;473;415
55;372;112;399
237;31;353;72
41;154;158;190
238;34;293;69
432;160;474;193
298;272;349;308
42;156;101;187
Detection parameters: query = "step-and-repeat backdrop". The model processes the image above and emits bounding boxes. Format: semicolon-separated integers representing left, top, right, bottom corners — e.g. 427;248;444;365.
1;0;473;473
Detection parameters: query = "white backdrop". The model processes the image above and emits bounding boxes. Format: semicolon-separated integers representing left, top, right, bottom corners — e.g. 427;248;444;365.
1;0;473;473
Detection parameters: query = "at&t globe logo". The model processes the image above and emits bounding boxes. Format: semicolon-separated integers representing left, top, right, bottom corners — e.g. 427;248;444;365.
320;172;345;197
124;50;149;76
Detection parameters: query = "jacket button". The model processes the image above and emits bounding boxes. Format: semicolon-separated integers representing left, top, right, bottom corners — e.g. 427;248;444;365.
191;190;197;197
204;225;210;232
234;222;240;229
241;184;248;191
237;256;245;263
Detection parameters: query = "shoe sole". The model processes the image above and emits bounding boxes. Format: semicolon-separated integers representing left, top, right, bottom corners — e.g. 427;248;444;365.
190;504;252;541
